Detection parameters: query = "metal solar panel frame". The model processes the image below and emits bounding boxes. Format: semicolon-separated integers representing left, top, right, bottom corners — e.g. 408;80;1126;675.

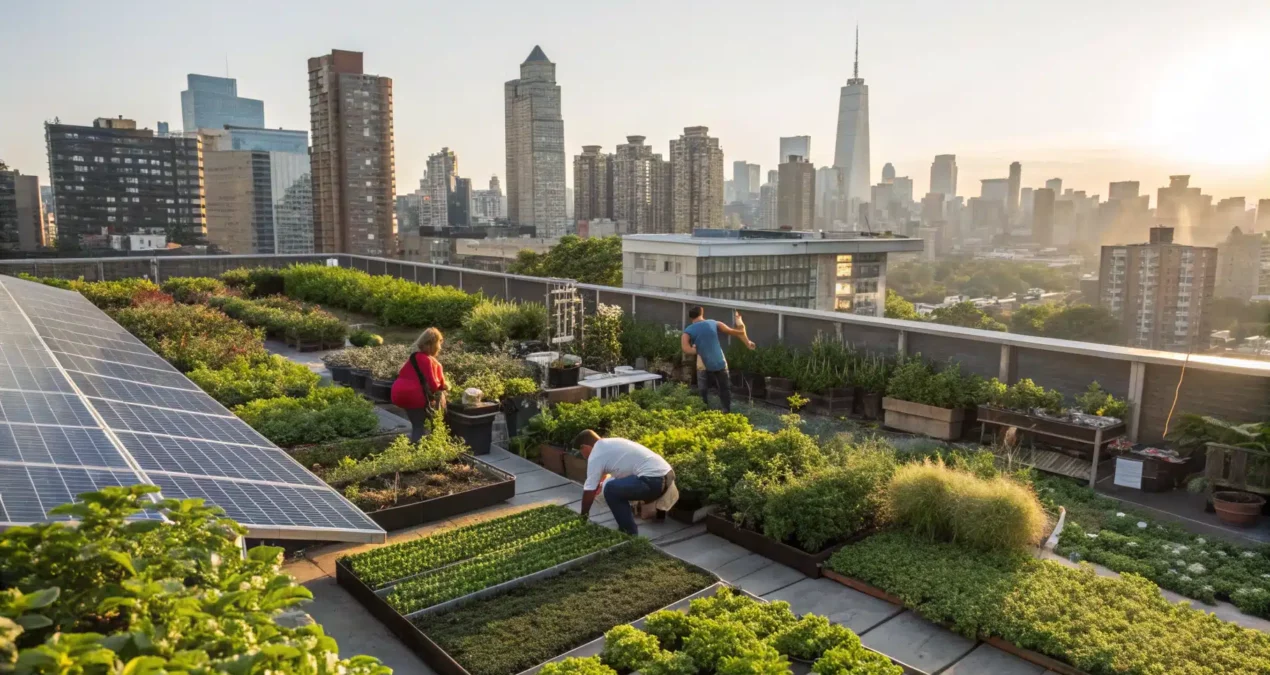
0;276;385;543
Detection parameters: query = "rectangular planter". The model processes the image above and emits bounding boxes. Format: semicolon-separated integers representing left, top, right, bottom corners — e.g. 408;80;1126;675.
365;455;515;532
563;453;588;483
882;397;966;441
736;371;766;399
820;568;1090;675
806;388;854;417
539;443;566;475
705;514;862;579
977;406;1125;449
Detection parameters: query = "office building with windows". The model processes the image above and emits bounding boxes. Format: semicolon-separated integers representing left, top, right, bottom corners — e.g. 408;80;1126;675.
612;136;670;234
622;230;921;315
779;136;811;164
45;117;205;250
573;145;612;221
204;127;312;254
0;169;43;251
670;126;724;233
505;46;566;229
181;74;264;132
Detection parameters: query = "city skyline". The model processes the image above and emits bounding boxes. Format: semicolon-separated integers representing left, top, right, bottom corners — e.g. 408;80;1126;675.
3;0;1269;209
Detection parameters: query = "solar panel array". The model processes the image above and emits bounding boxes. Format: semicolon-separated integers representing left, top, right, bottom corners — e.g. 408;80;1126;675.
0;276;385;543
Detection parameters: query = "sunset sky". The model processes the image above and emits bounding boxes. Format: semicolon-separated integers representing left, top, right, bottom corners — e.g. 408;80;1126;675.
3;0;1268;205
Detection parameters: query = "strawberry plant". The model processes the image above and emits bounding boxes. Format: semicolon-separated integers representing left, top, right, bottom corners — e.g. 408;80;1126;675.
342;505;578;588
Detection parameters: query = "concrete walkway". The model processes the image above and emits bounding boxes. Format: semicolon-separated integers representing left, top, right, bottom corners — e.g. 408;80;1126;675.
286;444;1061;675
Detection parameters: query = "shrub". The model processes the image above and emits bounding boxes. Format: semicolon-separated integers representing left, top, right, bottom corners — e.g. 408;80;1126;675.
582;303;624;372
462;299;548;348
621;318;683;365
188;354;320;407
886;460;1045;552
16;272;74;289
73;277;160;310
220;267;252;291
503;377;539;398
234;386;379;447
280;264;481;328
540;657;617;675
324;413;467;486
0;485;387;673
113;301;266;372
985;378;1064;414
1074;381;1128;419
349;329;382;347
160;276;225;303
886;357;986;409
439;345;533;389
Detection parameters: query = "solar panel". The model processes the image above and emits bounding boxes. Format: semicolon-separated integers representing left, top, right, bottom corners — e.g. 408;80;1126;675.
0;275;384;543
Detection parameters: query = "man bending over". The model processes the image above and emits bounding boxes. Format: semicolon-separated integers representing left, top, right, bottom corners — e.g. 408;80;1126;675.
576;429;677;536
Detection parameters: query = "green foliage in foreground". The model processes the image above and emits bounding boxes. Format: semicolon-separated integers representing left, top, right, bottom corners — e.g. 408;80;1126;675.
234;386;379;447
601;587;900;675
414;540;715;675
828;532;1270;675
0;485;386;674
188;354;320;407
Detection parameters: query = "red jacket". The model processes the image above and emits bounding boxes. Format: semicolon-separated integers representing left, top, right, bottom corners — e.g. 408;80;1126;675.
390;353;446;410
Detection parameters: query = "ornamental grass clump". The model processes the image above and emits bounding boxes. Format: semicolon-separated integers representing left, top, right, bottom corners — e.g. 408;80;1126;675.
886;460;1045;552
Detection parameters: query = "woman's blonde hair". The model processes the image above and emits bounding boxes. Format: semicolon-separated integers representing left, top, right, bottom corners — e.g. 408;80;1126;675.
412;327;444;356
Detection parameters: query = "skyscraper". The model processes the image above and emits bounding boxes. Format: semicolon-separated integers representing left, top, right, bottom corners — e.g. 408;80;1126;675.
980;179;1009;203
747;164;761;202
777;156;815;230
308;49;396;255
573;145;612;221
929;154;957;198
779;136;811;164
1099;226;1217;351
472;175;504;222
425;148;458;228
732;161;751;204
1007;161;1021;220
833;28;870;211
204;127;313;254
504;46;566;229
181;74;264;132
670;126;724;233
881;163;895;183
1032;188;1055;247
612;135;670;234
46;117;205;250
1045;178;1062;196
0;168;43;251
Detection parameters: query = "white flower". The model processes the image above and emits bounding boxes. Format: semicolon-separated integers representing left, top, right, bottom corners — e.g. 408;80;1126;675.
1174;560;1185;567
1199;550;1209;557
1128;542;1139;547
1137;521;1148;529
1243;551;1258;559
1162;544;1172;552
1216;550;1227;557
1196;538;1206;545
1086;532;1099;539
1166;569;1178;575
1116;512;1126;518
1180;575;1192;582
1203;585;1215;592
1172;549;1183;556
1178;545;1189;552
1187;563;1207;575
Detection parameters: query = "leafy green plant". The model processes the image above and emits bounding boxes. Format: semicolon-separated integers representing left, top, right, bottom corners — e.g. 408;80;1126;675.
281;264;482;329
886;357;987;409
601;624;662;672
768;615;857;660
582;303;624;373
234;386;379;447
787;393;809;412
462;299;548;347
503;377;540;398
541;656;618;675
812;643;902;675
886;460;1045;552
160;276;225;303
715;643;790;675
349;329;383;347
114;299;267;372
188;354;320;407
0;485;387;674
985;378;1064;414
323;412;467;486
828;531;1270;675
1073;381;1128;419
851;354;891;393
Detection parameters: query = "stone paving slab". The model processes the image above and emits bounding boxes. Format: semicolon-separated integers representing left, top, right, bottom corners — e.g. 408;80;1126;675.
764;578;903;634
713;553;775;583
508;483;582;507
302;577;435;674
941;644;1047;675
731;562;806;596
661;534;753;573
515;469;572;493
486;454;546;475
860;611;977;675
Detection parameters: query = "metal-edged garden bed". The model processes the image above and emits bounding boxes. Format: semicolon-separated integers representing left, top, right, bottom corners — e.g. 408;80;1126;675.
704;513;865;578
362;454;516;531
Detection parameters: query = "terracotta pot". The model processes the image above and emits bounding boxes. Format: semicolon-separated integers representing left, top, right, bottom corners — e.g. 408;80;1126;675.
1213;491;1265;527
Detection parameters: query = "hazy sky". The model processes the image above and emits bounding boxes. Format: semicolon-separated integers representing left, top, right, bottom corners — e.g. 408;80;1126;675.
3;0;1269;206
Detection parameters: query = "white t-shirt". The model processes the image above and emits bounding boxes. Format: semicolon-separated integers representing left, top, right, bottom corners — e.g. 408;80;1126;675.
583;438;672;491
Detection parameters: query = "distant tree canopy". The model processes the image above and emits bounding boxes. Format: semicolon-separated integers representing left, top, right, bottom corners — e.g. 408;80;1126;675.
928;301;1007;332
888;259;1081;304
507;235;622;286
883;289;920;321
1009;303;1120;344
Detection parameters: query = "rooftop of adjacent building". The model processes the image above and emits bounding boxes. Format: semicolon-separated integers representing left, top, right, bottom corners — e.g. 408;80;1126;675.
623;230;923;257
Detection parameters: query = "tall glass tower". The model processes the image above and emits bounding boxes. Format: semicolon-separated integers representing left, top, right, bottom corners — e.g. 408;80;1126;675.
833;28;870;216
181;74;264;132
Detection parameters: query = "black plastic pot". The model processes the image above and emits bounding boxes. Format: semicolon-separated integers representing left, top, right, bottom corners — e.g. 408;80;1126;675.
367;378;394;403
328;364;353;385
446;402;500;455
548;364;581;388
502;396;541;439
350;368;371;391
857;390;883;420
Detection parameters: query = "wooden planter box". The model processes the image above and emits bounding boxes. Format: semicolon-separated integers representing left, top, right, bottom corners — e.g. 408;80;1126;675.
563;453;588;483
1205;442;1270;497
765;376;794;407
977;406;1125;450
539;443;566;475
820;567;1091;675
882;398;967;441
705;513;862;578
806;387;854;417
856;389;883;420
364;456;515;531
736;371;766;399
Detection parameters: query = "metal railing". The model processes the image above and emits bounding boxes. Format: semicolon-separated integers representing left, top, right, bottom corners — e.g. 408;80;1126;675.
4;252;1267;444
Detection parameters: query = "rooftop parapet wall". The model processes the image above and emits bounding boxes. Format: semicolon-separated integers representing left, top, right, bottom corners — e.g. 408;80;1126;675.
4;253;1267;443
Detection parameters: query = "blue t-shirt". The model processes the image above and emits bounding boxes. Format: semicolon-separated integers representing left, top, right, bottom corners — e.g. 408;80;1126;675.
684;319;727;372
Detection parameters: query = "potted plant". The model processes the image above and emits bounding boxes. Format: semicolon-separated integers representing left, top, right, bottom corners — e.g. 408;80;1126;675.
1213;491;1266;527
445;372;502;455
348;328;383;347
760;345;795;405
367;358;399;403
346;346;374;392
882;358;985;440
501;376;542;439
322;349;355;385
979;379;1126;450
852;353;890;420
548;353;582;388
795;337;854;416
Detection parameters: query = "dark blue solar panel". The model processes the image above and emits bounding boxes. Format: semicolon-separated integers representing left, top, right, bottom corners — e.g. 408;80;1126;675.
0;390;98;426
149;473;381;532
0;465;157;523
115;431;326;488
69;372;228;416
0;423;130;468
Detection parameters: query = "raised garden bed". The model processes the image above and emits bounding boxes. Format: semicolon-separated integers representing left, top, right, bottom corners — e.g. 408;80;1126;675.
705;513;862;578
806;387;854;417
563;452;587;483
366;377;394;403
765;376;794;407
856;389;883;420
882;397;967;441
361;456;515;531
539;443;566;475
328;363;353;385
978;405;1125;448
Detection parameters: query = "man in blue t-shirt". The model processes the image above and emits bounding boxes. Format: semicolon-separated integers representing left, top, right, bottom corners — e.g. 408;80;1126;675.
681;306;754;413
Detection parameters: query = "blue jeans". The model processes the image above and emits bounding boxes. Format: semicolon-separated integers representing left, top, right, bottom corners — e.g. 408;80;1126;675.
698;368;732;413
603;472;673;535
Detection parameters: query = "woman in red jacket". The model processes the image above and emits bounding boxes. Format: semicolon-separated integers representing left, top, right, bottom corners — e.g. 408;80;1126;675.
391;327;448;442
